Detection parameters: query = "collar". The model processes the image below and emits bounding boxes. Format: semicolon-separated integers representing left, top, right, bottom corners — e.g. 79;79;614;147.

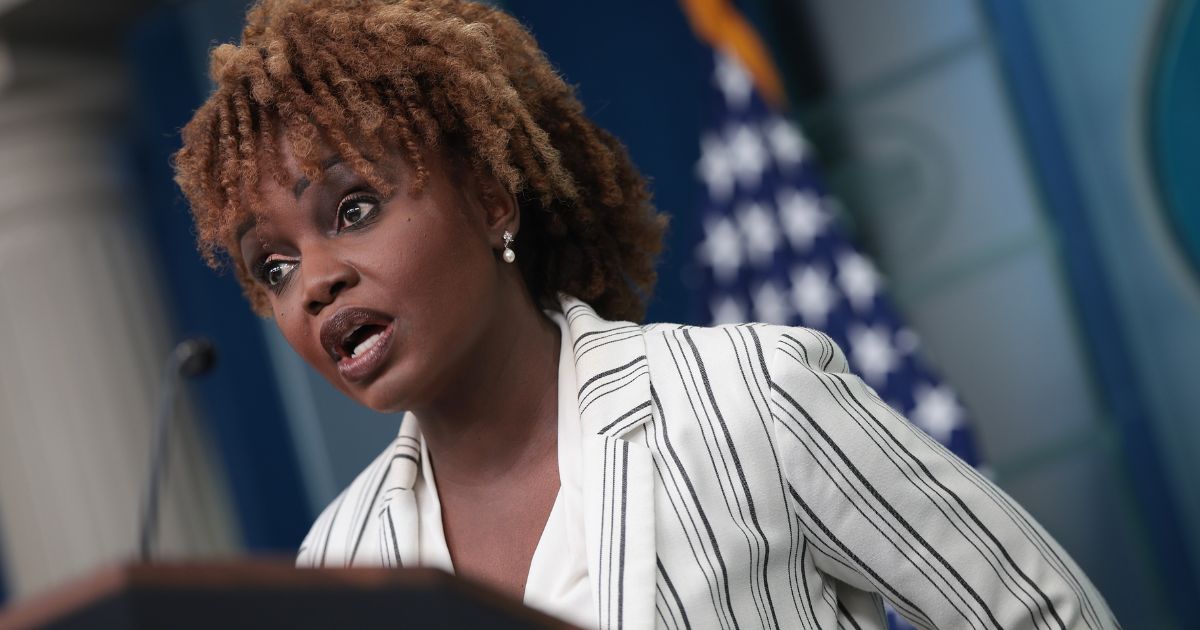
557;294;654;441
558;294;657;629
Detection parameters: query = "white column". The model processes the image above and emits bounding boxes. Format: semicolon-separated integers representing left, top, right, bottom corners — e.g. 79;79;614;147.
0;50;238;600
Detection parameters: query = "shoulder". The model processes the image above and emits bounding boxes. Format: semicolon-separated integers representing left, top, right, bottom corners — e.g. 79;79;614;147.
640;320;848;380
562;293;844;376
639;321;851;449
639;321;860;480
636;322;865;520
295;433;408;568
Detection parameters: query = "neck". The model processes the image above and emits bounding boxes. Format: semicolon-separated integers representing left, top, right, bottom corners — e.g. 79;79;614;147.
413;285;561;487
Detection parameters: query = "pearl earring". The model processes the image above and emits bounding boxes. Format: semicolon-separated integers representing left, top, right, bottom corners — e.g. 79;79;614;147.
502;230;516;263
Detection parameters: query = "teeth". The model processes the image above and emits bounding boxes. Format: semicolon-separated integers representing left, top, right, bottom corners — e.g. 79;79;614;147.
350;332;382;359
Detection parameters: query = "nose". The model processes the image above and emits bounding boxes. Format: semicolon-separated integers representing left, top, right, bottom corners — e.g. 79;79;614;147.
301;246;358;316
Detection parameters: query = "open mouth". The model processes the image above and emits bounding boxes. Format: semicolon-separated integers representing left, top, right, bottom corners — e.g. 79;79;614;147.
335;320;396;382
341;323;388;360
320;307;397;384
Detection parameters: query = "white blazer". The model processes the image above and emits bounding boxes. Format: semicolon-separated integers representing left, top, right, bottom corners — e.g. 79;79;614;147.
297;295;1118;629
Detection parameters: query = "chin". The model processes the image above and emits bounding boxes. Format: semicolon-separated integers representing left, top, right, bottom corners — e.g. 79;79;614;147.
349;381;404;414
350;368;418;415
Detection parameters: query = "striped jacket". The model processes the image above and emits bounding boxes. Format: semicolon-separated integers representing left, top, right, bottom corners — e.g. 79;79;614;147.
296;295;1118;629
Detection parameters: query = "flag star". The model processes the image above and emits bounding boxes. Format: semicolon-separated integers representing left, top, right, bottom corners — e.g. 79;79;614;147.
789;265;837;327
912;384;963;442
728;124;768;188
752;281;792;324
847;324;898;386
698;216;743;284
894;328;920;355
776;187;828;251
764;115;809;168
697;132;734;201
737;202;780;266
837;251;880;312
713;52;753;109
710;294;748;325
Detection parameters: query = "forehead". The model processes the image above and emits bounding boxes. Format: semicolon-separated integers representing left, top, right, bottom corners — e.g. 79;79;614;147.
233;137;460;249
237;131;370;235
235;157;333;240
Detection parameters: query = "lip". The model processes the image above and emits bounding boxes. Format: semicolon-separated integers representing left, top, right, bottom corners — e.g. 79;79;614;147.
319;306;397;383
336;319;396;383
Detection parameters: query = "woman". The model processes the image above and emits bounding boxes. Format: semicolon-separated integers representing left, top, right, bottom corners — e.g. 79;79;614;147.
172;0;1118;628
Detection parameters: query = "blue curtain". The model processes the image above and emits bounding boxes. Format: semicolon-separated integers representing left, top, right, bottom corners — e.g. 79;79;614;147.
501;0;710;324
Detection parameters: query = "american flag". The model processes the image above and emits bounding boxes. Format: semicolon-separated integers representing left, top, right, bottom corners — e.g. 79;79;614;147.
692;47;982;630
692;50;982;479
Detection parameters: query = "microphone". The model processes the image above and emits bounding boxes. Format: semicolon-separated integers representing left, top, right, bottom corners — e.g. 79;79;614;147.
138;338;217;562
176;338;217;378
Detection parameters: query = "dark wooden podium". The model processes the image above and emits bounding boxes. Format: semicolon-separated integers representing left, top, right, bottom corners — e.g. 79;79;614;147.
0;562;576;629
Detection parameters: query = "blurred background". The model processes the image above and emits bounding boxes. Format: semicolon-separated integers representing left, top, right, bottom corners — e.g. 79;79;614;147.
0;0;1196;626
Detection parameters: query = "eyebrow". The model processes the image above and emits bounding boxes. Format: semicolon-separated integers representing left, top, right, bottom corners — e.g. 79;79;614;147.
293;156;345;198
235;155;349;243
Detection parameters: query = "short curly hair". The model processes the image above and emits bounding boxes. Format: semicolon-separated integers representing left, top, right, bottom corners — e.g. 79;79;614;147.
172;0;668;321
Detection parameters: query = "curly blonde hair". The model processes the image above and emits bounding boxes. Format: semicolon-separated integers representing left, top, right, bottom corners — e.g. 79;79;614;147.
172;0;668;321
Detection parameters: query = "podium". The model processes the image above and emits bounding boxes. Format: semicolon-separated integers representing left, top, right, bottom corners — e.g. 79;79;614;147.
0;562;576;629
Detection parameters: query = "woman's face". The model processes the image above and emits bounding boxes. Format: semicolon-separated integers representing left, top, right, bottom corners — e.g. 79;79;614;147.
238;139;510;412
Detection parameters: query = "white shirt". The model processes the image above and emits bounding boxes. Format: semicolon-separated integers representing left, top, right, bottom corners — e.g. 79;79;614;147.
410;310;595;628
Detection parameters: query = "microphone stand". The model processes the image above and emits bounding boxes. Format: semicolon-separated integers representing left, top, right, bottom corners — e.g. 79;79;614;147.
138;339;215;562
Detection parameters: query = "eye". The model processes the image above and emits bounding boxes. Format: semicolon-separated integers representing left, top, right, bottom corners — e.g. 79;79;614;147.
260;258;297;289
337;194;379;231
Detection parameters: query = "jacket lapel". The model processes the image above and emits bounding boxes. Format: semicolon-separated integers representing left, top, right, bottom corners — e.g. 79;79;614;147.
561;295;657;630
374;416;421;568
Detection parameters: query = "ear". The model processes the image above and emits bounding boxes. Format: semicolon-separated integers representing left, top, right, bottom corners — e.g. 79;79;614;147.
474;173;520;249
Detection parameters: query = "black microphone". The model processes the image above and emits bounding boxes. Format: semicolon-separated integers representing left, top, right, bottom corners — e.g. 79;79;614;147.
138;338;217;561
